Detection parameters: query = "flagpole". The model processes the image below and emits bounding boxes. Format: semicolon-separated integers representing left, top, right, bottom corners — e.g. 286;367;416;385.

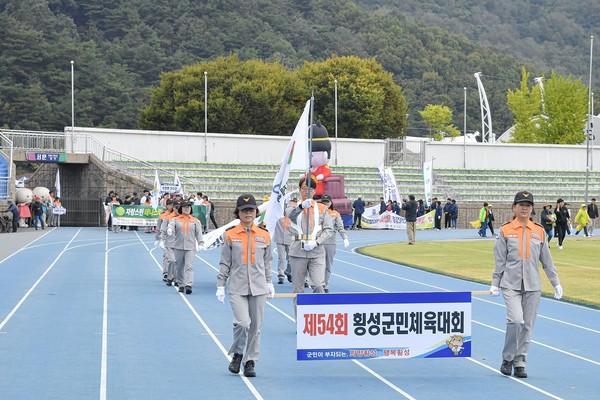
306;92;315;241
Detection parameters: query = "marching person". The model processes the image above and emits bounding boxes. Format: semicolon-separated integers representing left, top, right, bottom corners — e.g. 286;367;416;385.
161;200;180;286
167;201;203;294
156;198;174;282
272;207;292;285
490;191;562;379
216;194;274;378
320;194;349;293
286;176;334;314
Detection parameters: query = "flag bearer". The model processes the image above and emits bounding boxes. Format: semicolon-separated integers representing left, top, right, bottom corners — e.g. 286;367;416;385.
167;201;203;294
216;194;274;378
286;176;334;314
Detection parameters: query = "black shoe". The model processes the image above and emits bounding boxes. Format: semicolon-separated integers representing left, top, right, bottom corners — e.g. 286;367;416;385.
243;360;256;377
304;282;309;288
174;282;179;287
514;367;527;378
278;277;284;284
229;353;243;374
178;286;184;293
500;360;513;376
185;286;192;294
162;273;168;282
285;271;292;283
324;288;329;293
166;279;172;286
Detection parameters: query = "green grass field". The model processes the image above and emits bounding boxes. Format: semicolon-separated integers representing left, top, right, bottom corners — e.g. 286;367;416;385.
357;237;600;308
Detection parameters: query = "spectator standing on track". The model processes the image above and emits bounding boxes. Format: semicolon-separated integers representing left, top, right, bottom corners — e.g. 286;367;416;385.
540;203;554;242
490;190;562;379
478;202;489;237
203;195;219;230
401;194;418;245
434;200;443;230
351;195;365;230
216;194;274;378
31;196;45;230
586;198;598;236
416;199;425;217
443;198;452;229
378;197;386;214
487;204;495;236
320;194;349;293
554;198;569;249
108;195;120;233
450;199;458;229
5;201;19;232
286;176;334;314
167;201;203;294
46;190;55;227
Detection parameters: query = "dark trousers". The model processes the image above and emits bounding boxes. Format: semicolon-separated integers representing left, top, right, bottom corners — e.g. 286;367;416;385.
353;213;362;228
12;216;18;232
555;224;567;246
444;214;451;228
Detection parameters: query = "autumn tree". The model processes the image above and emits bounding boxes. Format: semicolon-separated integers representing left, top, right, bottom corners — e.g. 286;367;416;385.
419;104;460;141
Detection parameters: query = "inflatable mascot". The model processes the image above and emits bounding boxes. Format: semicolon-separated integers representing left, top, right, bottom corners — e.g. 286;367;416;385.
308;120;331;199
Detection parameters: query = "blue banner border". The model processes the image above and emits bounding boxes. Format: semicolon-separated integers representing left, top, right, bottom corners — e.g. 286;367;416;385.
297;291;471;306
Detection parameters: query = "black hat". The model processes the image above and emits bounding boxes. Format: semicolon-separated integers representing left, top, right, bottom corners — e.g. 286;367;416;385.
514;191;534;205
132;192;138;196
321;194;333;203
236;194;257;210
166;199;173;205
180;201;192;208
310;120;331;159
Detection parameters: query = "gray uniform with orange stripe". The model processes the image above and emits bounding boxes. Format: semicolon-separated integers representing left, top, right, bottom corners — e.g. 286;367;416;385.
217;223;272;364
167;214;203;288
492;218;560;368
272;216;292;279
322;208;348;289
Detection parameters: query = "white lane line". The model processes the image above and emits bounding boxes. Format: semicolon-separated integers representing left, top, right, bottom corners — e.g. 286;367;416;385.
196;255;417;400
100;228;109;400
0;228;82;332
467;358;564;400
138;236;264;400
0;228;55;264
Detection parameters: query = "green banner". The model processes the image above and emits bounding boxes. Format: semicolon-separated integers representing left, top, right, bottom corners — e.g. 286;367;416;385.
192;205;207;226
110;204;207;227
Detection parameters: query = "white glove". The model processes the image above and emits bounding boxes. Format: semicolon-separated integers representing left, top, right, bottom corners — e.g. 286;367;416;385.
167;227;173;236
216;287;225;303
301;199;313;209
554;284;563;300
303;240;318;251
316;174;324;180
489;285;500;296
196;243;202;251
343;238;350;248
159;240;165;249
267;283;275;298
154;240;160;248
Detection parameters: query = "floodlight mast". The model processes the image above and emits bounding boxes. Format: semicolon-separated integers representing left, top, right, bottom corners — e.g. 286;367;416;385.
474;72;494;143
534;77;545;111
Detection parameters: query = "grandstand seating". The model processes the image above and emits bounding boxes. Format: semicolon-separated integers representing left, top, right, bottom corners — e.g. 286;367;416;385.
108;161;600;206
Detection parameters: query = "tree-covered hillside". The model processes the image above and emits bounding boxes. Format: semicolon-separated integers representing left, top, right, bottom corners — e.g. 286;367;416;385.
0;0;596;137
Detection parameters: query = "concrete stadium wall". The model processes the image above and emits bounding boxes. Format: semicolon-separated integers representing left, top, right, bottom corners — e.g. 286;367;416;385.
71;127;600;171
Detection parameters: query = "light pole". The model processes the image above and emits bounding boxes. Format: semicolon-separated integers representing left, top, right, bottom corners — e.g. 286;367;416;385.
204;71;208;162
334;79;338;166
463;87;467;169
70;60;74;150
585;35;594;204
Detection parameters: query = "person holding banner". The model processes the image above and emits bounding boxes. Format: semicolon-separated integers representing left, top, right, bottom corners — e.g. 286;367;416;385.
320;194;349;292
167;201;203;294
216;194;274;378
490;191;562;379
156;199;174;282
286;176;334;312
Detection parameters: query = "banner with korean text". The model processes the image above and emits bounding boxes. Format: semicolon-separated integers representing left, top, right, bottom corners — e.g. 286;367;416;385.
297;291;471;360
111;204;206;227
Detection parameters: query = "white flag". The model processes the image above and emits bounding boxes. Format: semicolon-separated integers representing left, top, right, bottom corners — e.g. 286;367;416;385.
376;163;401;202
55;168;61;198
151;169;161;210
264;100;310;236
173;170;184;195
423;160;433;207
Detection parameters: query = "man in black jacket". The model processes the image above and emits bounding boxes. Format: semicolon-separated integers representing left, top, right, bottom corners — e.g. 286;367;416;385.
588;198;598;236
5;201;20;232
401;194;418;245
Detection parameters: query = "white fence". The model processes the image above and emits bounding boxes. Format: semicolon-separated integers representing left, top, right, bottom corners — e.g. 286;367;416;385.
72;126;600;171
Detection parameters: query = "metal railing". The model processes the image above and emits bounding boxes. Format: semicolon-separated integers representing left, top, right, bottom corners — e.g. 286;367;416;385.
0;129;198;192
0;132;14;200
